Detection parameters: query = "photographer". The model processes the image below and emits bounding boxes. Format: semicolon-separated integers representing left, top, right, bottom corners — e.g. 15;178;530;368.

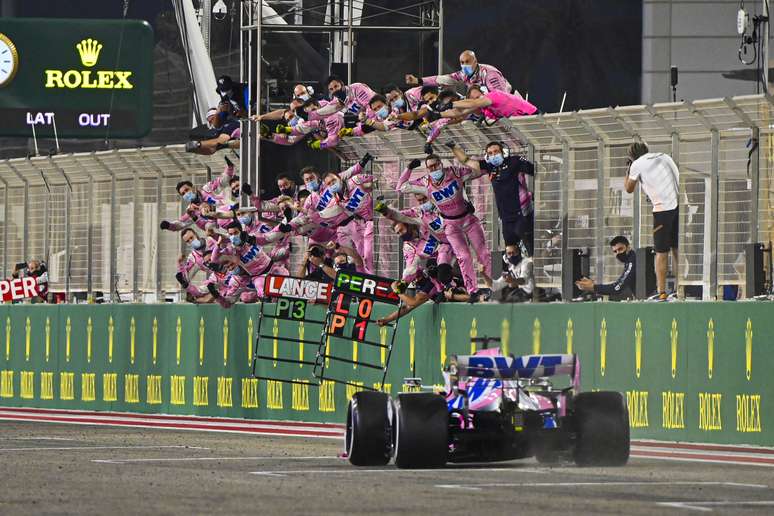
296;244;336;282
491;245;533;302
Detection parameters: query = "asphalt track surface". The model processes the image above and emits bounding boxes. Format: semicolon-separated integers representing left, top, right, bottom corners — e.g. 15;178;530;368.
2;421;774;515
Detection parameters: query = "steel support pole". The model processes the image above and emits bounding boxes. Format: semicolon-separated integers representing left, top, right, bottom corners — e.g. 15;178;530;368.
632;185;641;249
241;23;441;31
437;0;443;74
87;176;94;301
132;174;140;302
347;0;353;84
671;131;682;296
560;142;570;280
764;0;770;94
155;175;163;302
703;130;720;300
64;186;71;301
750;127;760;244
595;140;606;283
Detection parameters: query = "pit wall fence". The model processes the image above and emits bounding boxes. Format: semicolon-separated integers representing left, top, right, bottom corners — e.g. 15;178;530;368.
0;302;769;445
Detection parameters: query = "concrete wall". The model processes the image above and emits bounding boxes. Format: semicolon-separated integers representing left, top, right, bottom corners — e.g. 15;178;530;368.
643;0;770;103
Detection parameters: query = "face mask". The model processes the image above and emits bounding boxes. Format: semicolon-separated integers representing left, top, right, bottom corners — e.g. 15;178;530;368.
508;255;522;265
289;116;300;128
393;98;405;109
190;239;204;250
183;191;196;203
616;251;628;263
279;187;294;197
299;94;310;102
376;106;389;119
430;169;444;182
419;201;434;212
335;262;355;271
486;153;505;167
231;187;240;197
328;181;342;194
306;180;319;192
461;64;474;77
230;234;242;246
238;215;252;226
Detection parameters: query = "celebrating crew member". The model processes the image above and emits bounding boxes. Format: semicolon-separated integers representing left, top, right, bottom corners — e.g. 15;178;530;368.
405;49;513;94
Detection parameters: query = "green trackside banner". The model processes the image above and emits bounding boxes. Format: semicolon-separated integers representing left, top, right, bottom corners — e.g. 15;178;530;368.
0;302;771;446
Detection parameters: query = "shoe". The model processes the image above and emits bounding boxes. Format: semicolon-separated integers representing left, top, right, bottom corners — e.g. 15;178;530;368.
184;141;200;153
175;272;189;289
647;292;668;302
468;291;480;303
667;292;679;302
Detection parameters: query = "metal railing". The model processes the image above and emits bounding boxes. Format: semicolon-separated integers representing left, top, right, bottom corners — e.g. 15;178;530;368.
1;94;773;301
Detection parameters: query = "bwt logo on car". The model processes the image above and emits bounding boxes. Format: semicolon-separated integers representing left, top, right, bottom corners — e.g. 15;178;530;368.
431;181;459;202
467;355;565;378
316;189;335;211
345;188;366;212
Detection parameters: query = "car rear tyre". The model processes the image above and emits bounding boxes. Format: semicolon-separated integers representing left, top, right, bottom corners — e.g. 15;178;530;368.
346;391;391;466
393;392;448;469
573;391;630;466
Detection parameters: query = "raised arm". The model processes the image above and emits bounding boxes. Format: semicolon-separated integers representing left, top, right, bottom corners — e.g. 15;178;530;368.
449;143;481;171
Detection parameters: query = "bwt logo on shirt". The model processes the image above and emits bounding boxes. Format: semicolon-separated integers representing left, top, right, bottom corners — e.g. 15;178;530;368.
240;245;261;264
345;188;366;212
347;102;362;115
428;216;443;232
422;235;440;256
431;181;459;202
316;189;335;211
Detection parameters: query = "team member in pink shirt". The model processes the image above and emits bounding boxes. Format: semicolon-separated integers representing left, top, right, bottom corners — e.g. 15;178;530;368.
313;75;376;119
405;50;513;94
396;155;492;298
431;84;537;122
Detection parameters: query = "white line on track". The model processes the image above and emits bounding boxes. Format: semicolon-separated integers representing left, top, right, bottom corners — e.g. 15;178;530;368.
656;500;774;512
248;467;551;476
631;453;774;468
93;456;339;464
0;436;78;441
433;481;769;491
0;445;210;452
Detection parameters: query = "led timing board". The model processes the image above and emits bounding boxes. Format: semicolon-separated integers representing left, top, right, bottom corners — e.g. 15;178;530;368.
0;18;154;138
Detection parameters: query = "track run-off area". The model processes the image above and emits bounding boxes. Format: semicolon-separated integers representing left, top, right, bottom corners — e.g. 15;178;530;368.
1;410;774;514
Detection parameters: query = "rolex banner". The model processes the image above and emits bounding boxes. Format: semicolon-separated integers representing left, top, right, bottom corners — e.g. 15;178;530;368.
0;18;154;138
0;302;770;446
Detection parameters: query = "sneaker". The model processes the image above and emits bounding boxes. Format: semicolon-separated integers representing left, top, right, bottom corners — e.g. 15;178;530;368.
667;292;679;302
468;291;480;303
476;288;493;302
647;292;668;302
184;141;201;153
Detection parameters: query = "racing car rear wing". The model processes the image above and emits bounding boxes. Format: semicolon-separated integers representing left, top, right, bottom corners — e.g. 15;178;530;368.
448;354;577;380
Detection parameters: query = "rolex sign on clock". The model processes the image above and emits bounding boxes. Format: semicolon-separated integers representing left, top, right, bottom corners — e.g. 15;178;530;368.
0;33;19;88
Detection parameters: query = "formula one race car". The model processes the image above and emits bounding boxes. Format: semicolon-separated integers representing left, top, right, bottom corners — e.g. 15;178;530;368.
345;339;630;468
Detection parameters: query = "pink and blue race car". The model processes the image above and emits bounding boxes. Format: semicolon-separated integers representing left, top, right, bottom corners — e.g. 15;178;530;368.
346;338;630;468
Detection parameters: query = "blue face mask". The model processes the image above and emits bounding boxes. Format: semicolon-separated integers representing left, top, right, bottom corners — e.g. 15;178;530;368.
393;97;405;109
306;180;319;192
419;201;434;212
183;191;196;203
461;64;474;77
430;169;444;182
486;153;505;167
289;116;300;127
376;106;389;119
299;94;310;102
328;181;342;194
230;234;242;246
190;239;203;250
238;215;252;226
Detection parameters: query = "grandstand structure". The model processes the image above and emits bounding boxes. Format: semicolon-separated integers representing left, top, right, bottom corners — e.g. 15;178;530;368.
0;94;772;301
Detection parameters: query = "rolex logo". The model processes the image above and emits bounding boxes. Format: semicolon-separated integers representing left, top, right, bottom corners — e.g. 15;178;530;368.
77;38;103;67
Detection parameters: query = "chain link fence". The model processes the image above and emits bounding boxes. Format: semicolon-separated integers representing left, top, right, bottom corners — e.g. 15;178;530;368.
1;94;773;301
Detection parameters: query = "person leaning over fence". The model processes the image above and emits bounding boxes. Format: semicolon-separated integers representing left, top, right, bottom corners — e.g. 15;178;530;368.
575;236;636;301
624;142;680;302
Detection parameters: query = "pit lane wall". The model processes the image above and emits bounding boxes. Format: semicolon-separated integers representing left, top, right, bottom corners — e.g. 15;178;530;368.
0;302;770;445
